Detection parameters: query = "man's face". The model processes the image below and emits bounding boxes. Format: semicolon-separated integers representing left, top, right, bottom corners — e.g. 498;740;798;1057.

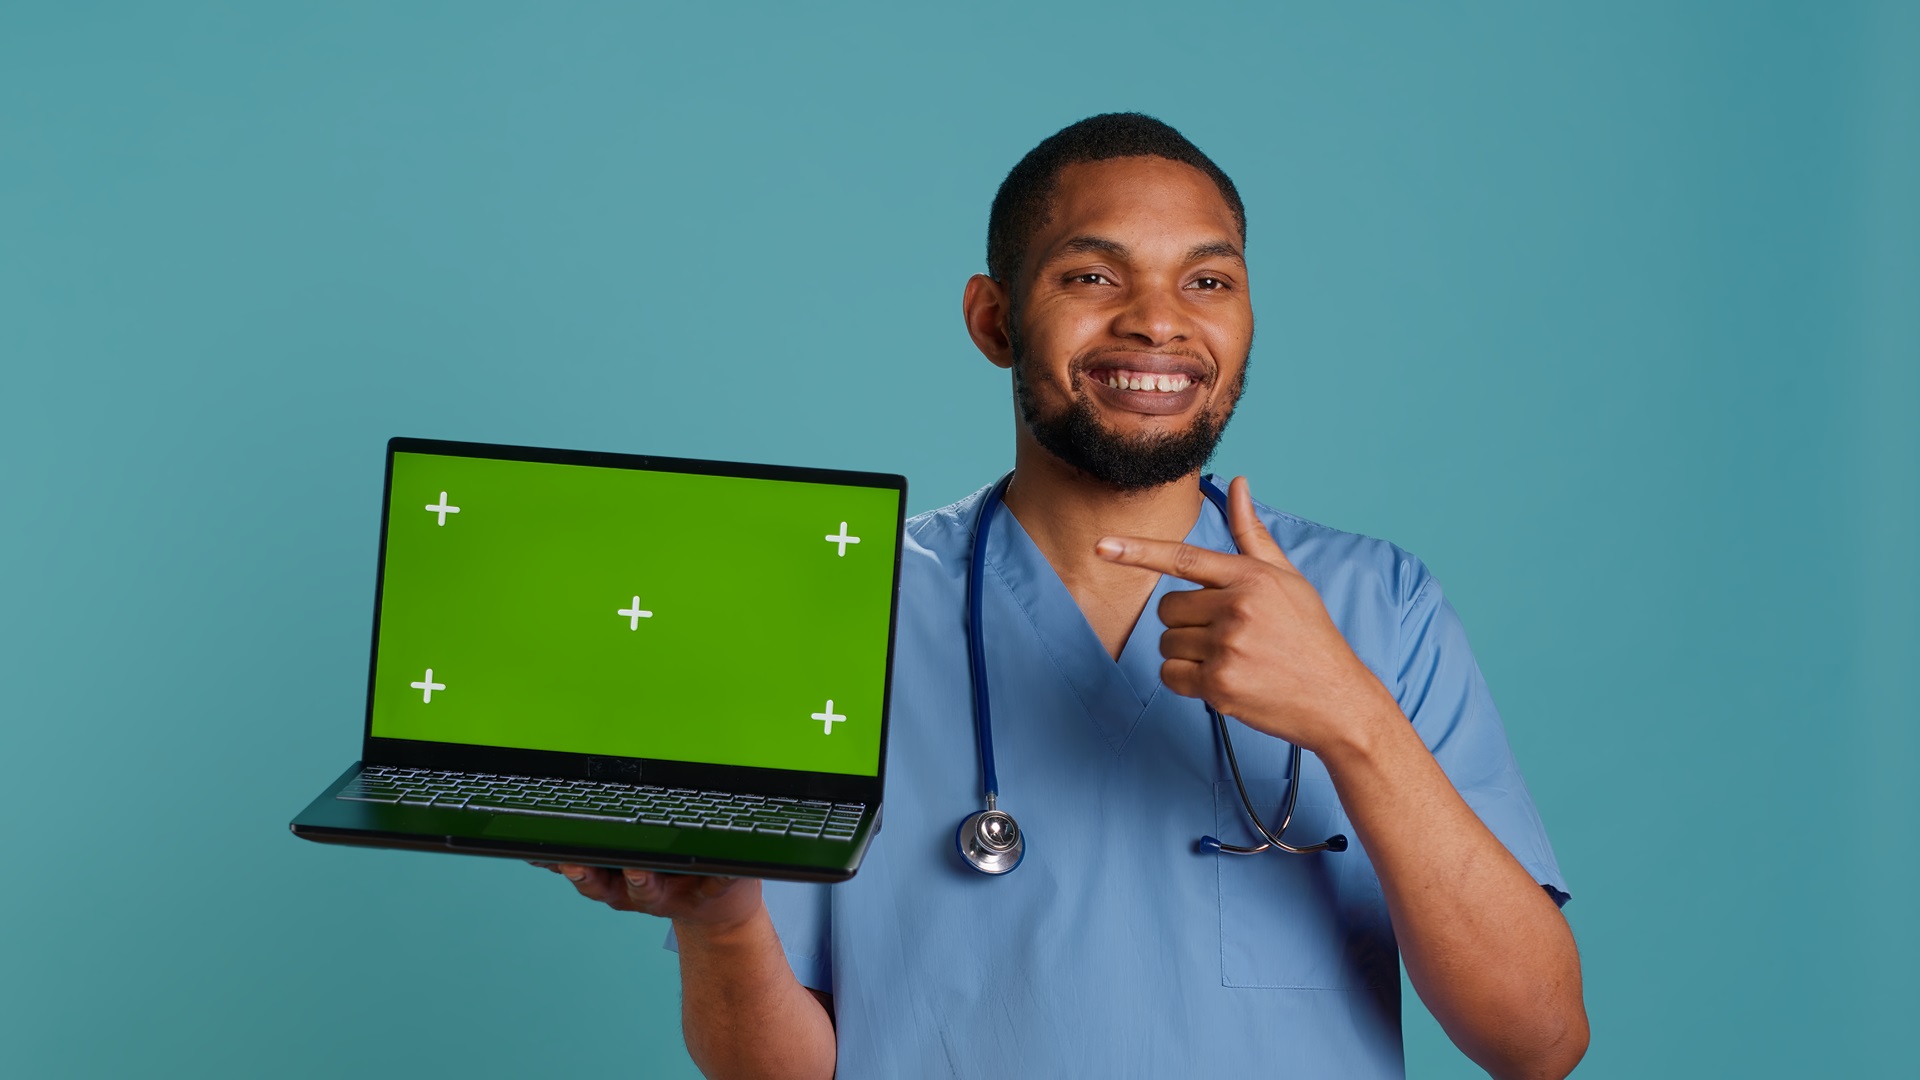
1007;156;1254;490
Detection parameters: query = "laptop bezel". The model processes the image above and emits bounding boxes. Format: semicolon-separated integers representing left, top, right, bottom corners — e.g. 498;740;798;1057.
359;436;904;807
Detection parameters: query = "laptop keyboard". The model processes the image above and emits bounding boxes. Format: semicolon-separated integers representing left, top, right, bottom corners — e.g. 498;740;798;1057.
337;764;866;841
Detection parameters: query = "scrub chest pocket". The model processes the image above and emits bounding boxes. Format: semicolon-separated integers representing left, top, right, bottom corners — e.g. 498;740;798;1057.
1213;774;1397;989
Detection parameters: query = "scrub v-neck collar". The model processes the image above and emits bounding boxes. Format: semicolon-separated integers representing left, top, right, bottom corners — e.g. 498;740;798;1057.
980;480;1235;753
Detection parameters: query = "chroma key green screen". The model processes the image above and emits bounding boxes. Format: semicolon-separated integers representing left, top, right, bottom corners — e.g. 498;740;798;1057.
370;451;900;776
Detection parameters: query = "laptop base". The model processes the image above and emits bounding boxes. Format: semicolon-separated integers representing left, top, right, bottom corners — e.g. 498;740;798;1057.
291;763;874;883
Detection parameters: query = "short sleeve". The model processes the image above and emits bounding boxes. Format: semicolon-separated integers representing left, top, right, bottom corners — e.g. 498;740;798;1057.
661;878;835;991
1396;563;1571;906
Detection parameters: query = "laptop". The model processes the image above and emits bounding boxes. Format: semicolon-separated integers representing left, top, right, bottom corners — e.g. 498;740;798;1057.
290;437;906;882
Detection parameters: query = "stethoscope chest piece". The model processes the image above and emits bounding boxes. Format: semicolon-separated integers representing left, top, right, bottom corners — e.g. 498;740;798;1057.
957;806;1024;874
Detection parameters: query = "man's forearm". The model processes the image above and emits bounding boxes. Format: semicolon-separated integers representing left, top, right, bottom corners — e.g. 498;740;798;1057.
1321;692;1588;1080
675;905;836;1080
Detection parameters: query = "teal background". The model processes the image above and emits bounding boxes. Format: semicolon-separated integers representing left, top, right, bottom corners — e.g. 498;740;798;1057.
374;452;896;774
3;2;1913;1076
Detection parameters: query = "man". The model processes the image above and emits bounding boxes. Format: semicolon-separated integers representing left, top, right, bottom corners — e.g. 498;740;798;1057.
541;113;1588;1079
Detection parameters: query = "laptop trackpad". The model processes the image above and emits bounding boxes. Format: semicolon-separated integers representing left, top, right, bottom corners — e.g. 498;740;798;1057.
477;815;679;850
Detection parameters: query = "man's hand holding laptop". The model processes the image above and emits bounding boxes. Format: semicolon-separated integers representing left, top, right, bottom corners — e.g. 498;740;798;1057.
536;862;838;1077
533;863;760;929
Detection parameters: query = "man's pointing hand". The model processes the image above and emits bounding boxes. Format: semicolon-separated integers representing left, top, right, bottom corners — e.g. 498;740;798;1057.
1093;476;1400;755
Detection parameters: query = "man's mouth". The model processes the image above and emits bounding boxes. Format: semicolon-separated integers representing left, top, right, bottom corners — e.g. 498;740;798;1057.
1083;363;1207;416
1095;369;1194;393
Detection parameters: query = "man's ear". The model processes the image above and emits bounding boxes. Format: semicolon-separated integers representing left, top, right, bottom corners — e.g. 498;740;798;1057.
962;274;1015;370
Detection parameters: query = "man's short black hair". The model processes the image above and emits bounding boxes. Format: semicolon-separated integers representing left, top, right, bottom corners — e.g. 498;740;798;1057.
986;112;1246;291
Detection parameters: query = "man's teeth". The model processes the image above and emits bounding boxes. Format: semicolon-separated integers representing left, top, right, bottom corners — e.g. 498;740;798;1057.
1102;371;1192;392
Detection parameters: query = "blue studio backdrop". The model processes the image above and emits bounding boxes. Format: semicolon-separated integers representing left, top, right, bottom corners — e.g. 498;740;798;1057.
3;3;1915;1076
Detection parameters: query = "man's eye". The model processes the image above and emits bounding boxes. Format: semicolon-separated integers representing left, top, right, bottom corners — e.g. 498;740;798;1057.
1071;273;1113;285
1190;277;1227;290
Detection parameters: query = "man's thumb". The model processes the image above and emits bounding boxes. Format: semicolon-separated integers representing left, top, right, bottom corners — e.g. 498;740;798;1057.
1227;476;1294;569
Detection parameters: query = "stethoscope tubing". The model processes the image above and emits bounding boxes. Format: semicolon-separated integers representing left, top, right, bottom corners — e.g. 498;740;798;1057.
963;471;1344;872
966;472;1015;809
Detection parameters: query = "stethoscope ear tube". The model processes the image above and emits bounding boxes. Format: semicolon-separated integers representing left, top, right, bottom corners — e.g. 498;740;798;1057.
1203;704;1348;855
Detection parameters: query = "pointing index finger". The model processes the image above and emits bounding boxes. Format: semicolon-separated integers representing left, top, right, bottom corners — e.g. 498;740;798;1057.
1094;535;1246;587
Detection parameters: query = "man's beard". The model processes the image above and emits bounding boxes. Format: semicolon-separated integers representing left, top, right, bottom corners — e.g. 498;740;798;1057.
1010;334;1247;492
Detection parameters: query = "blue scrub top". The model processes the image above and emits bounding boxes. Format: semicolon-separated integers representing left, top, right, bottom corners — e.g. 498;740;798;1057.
671;476;1568;1078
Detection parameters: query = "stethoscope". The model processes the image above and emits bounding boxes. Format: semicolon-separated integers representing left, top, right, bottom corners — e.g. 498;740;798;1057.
957;472;1348;875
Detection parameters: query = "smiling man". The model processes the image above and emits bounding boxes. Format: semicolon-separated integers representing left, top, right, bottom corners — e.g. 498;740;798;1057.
544;113;1588;1079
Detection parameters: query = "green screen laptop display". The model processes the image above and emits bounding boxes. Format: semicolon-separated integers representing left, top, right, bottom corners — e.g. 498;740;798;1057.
370;452;899;777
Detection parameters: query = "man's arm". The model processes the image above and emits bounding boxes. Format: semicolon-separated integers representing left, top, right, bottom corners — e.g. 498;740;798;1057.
1318;688;1586;1080
1097;476;1588;1080
540;865;836;1080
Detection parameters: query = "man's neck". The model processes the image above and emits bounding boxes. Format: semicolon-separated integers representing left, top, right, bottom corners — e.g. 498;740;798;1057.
998;440;1205;659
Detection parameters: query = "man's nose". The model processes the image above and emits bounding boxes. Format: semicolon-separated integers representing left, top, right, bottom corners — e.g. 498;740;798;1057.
1110;282;1190;346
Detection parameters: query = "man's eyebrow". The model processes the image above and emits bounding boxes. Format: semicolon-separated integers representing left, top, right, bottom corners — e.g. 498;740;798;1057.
1184;240;1245;263
1052;235;1130;261
1043;235;1246;265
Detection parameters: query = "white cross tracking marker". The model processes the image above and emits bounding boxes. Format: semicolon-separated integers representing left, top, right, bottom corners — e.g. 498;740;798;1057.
410;668;445;703
811;699;846;734
425;492;461;526
825;521;861;556
617;596;653;630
